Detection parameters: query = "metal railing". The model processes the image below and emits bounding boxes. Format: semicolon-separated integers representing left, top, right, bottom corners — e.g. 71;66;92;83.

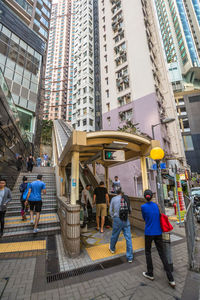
184;195;196;270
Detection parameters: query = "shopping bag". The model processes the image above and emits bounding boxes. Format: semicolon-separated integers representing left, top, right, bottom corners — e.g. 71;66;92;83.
160;213;173;232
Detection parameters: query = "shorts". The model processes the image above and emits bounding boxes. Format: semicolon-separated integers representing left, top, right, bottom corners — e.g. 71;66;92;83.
29;201;42;212
96;203;107;217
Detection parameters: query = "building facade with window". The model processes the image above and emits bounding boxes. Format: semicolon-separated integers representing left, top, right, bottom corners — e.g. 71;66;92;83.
43;0;72;121
3;0;51;43
154;0;200;172
71;0;97;132
99;0;185;196
0;2;47;142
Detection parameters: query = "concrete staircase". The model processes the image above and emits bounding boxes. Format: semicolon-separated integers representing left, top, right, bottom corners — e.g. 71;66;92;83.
3;167;61;238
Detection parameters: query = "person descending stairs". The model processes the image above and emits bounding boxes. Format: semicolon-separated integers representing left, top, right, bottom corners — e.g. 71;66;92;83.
2;167;60;239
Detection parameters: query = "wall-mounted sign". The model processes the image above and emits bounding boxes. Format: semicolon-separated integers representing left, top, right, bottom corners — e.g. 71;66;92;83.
103;149;125;162
72;179;76;187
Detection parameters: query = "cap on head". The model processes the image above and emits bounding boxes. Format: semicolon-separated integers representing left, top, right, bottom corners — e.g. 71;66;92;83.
144;189;153;201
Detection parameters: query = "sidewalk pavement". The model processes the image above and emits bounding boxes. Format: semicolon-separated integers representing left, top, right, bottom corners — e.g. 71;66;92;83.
0;231;188;300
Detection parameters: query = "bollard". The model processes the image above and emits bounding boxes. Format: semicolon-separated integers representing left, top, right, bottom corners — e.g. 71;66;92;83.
162;232;173;272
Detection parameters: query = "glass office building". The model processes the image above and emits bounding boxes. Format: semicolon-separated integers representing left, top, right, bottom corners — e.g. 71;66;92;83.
0;68;31;188
0;2;45;142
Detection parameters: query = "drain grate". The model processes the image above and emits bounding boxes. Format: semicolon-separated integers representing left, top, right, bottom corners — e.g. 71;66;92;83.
47;256;126;283
47;264;103;283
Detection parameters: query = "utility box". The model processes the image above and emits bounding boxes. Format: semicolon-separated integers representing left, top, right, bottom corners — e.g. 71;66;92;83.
103;149;125;162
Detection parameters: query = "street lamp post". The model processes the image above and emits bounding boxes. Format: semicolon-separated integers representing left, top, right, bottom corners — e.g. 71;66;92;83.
151;118;175;140
150;147;173;271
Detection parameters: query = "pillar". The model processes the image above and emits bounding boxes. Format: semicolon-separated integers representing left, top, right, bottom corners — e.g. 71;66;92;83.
105;166;109;192
70;151;79;205
140;156;148;191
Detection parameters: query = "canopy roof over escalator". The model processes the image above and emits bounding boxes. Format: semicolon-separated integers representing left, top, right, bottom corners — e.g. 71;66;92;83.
58;130;154;167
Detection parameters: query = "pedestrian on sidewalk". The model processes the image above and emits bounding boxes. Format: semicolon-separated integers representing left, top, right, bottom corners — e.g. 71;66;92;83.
109;189;133;262
81;184;92;222
112;176;121;194
36;156;42;167
141;189;176;288
27;154;35;173
19;176;30;220
0;178;12;237
43;153;48;167
93;181;109;233
26;175;46;233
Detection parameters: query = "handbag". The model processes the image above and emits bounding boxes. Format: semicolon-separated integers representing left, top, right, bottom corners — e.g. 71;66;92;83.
160;213;173;232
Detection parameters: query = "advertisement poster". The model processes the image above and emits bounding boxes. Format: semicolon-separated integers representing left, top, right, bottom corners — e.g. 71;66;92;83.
176;174;186;223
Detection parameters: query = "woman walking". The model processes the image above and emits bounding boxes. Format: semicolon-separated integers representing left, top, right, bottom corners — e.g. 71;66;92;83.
19;176;30;220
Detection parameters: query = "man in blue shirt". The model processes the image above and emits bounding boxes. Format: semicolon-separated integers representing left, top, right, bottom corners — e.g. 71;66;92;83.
26;175;46;233
109;189;133;262
141;189;175;288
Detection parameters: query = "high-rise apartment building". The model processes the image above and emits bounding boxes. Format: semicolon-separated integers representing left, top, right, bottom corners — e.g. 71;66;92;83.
43;0;72;121
71;0;96;132
3;0;51;43
0;1;51;142
154;0;200;173
98;0;186;196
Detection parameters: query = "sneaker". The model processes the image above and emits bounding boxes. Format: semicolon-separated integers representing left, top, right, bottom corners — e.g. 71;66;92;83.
142;272;154;281
169;281;176;288
33;228;39;233
30;220;34;225
109;246;115;254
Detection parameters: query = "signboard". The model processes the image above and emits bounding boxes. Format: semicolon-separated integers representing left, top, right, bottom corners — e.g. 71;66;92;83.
176;174;186;223
103;149;125;162
179;173;186;180
72;179;76;187
152;163;166;170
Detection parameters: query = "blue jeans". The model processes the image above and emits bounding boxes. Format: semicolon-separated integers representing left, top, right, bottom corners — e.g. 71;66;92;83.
110;217;133;260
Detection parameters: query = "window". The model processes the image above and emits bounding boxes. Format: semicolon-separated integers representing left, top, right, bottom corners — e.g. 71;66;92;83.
89;119;93;126
106;103;110;112
83;119;87;126
105;77;108;85
183;135;194;151
106;89;109;97
107;117;111;126
105;66;108;73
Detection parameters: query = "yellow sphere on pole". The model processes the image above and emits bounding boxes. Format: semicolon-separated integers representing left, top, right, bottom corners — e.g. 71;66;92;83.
150;147;165;161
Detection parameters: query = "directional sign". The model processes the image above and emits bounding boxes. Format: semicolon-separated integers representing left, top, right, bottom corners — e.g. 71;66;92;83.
152;163;166;170
103;149;125;162
160;162;166;169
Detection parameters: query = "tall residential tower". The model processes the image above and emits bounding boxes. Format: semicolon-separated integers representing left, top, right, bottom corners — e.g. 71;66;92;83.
154;0;200;172
98;0;186;195
71;0;102;132
44;0;72;121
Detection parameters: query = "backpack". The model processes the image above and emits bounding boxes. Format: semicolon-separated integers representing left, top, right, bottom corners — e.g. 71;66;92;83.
119;197;129;221
22;183;30;201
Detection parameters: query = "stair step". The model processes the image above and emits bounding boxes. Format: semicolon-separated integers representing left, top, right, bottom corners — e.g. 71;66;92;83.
4;221;60;231
2;226;61;239
8;200;57;206
7;204;57;211
6;208;57;216
11;195;57;199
